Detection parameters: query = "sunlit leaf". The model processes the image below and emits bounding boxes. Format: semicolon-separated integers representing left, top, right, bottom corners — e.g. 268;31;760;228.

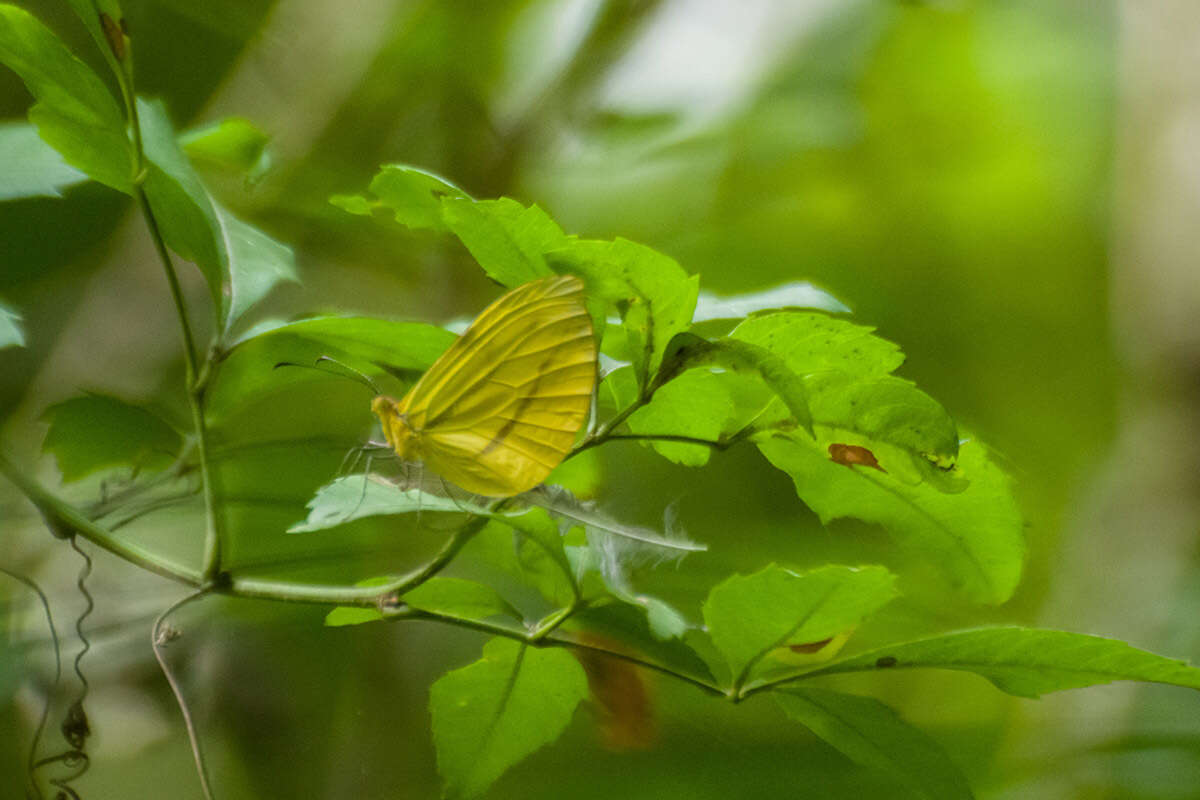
806;372;959;468
0;5;133;192
703;564;898;685
551;237;699;384
775;688;973;800
430;637;587;798
441;197;562;287
757;436;1022;604
42;393;183;482
657;334;814;437
626;370;733;466
331;163;469;229
732;311;904;378
786;627;1200;699
0;120;87;199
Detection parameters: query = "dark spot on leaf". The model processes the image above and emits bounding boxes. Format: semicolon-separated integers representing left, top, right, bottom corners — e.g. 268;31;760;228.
99;12;125;61
829;443;884;472
788;637;834;654
875;656;897;668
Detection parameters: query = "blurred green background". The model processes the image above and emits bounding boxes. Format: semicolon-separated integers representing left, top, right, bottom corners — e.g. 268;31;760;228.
4;0;1200;798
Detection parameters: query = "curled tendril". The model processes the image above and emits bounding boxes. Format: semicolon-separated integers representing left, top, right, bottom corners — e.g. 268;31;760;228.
0;565;60;800
32;750;89;800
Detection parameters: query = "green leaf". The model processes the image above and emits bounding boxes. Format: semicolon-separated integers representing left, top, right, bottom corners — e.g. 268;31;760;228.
216;207;298;335
325;606;383;627
441;197;562;287
775;688;973;800
495;507;576;602
562;602;714;684
627;370;733;466
732;311;905;379
757;436;1023;604
430;637;587;798
0;298;24;349
788;627;1200;699
463;517;576;608
180;116;271;179
287;476;492;533
206;316;455;421
0;4;133;192
693;282;850;321
657;334;814;437
324;576;396;626
702;564;898;685
364;163;469;230
139;98;296;334
806;373;959;468
404;577;522;623
42;394;183;482
0;120;87;199
552;238;699;384
139;96;223;302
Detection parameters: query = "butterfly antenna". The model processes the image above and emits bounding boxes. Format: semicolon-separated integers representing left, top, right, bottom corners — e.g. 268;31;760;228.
272;357;383;395
315;356;385;394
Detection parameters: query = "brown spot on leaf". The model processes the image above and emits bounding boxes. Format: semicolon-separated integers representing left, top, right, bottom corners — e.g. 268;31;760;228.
829;443;885;472
788;637;834;655
99;13;125;61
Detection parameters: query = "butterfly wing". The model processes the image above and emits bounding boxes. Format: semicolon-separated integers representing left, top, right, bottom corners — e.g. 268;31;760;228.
398;274;596;496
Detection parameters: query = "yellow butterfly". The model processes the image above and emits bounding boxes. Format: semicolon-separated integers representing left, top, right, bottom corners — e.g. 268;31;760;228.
371;274;596;497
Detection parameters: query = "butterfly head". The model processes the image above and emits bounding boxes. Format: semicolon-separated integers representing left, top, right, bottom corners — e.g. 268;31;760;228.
371;395;418;460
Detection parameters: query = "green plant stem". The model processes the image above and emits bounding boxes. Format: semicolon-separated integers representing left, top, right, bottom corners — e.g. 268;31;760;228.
528;602;580;642
2;462;723;695
230;517;486;605
569;393;652;459
388;606;724;697
134;182;225;582
152;588;216;800
0;450;203;585
117;46;225;582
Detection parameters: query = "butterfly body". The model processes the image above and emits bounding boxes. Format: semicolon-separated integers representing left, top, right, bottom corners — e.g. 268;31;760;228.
372;274;596;497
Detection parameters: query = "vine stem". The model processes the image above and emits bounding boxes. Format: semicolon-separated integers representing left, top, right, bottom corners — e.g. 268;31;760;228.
0;565;61;800
385;606;724;697
152;588;216;800
113;31;224;582
0;450;203;585
1;460;726;696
